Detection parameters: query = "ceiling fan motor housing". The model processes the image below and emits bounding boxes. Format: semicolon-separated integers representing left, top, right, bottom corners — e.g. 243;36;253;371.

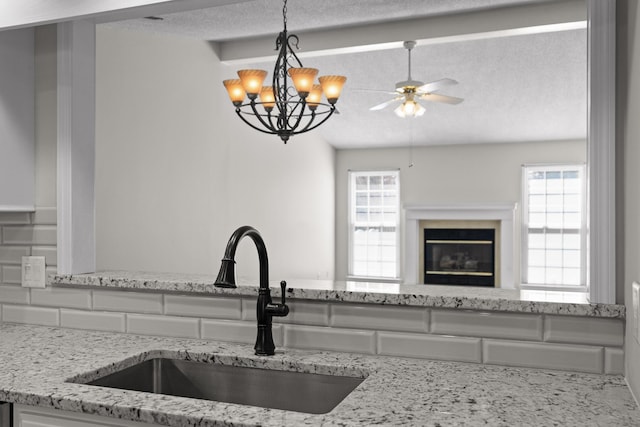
396;79;424;92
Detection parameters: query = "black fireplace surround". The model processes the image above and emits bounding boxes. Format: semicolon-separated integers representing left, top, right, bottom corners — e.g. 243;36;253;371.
424;228;495;286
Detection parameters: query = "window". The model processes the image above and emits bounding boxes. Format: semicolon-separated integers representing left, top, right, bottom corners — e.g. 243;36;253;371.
348;170;400;279
522;164;586;289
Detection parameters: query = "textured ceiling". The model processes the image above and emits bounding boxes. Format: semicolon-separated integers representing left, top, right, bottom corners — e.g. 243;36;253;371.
105;0;553;41
103;0;587;149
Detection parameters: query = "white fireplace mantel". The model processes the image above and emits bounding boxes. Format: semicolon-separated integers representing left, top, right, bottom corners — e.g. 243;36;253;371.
404;203;517;289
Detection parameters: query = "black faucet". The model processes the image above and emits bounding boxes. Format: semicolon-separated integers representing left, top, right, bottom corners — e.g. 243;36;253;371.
214;226;289;356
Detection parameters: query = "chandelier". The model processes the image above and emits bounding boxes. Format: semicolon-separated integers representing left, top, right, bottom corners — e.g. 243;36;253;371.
222;0;347;143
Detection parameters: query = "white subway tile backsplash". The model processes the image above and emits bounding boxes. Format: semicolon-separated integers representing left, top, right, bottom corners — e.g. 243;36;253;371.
165;295;241;319
483;339;604;373
331;304;428;332
61;309;126;333
284;325;376;354
31;247;57;267
2;226;57;245
244;299;331;325
127;314;199;338
604;347;624;375
2;265;22;284
241;299;255;320
0;285;30;304
378;331;482;363
0;246;30;264
32;207;57;225
431;310;543;341
93;291;163;313
201;319;283;347
0;212;31;224
2;304;59;326
31;288;91;309
544;315;624;347
276;301;329;326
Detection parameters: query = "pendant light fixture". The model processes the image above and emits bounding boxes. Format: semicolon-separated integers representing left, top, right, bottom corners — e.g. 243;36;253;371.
222;0;347;143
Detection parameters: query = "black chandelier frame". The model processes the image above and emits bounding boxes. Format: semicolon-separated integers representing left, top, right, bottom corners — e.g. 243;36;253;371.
232;1;337;143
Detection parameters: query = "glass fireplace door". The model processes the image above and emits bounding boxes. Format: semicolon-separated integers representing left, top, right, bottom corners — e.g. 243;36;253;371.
424;228;495;286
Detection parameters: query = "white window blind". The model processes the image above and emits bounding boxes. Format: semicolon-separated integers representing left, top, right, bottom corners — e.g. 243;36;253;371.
348;170;400;279
522;164;586;288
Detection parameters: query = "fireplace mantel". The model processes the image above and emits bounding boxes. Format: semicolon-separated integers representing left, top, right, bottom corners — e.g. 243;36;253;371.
404;203;517;289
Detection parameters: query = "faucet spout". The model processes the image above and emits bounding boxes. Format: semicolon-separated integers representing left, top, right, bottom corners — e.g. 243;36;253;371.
214;226;289;355
214;225;269;289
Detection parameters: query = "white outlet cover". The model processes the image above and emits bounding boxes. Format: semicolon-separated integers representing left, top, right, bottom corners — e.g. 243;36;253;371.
21;256;46;288
633;282;640;345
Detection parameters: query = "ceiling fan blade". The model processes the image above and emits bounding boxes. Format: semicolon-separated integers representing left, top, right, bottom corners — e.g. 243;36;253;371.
419;93;464;105
352;88;399;95
370;97;403;111
417;78;458;93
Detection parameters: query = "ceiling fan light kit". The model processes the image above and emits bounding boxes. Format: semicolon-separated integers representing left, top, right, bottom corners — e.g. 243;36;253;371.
222;0;346;143
370;40;463;118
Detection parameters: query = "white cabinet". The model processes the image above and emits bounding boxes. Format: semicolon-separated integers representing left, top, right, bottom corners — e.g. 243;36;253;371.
0;28;35;212
14;404;158;427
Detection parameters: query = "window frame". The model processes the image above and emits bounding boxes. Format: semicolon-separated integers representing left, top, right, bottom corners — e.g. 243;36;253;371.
347;169;401;281
521;163;587;291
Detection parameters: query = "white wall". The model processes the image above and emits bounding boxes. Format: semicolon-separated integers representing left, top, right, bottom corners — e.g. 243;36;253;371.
335;139;586;281
0;28;34;210
35;25;57;209
95;27;335;282
620;0;640;406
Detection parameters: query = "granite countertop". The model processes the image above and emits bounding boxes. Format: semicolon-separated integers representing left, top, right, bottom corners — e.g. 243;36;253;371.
52;271;626;318
0;323;638;426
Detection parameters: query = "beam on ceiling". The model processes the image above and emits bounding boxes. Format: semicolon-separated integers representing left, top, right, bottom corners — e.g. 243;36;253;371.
218;0;587;65
0;0;252;30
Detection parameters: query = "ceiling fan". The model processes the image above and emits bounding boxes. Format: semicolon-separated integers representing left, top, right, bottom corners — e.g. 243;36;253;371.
367;41;463;118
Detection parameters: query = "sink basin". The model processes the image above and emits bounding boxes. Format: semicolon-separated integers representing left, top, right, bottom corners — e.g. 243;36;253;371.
79;358;364;414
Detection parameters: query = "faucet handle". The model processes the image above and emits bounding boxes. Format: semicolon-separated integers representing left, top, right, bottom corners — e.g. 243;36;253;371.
280;280;287;305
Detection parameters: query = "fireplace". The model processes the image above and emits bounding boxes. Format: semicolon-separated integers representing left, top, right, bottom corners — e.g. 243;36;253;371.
424;228;495;286
404;203;517;288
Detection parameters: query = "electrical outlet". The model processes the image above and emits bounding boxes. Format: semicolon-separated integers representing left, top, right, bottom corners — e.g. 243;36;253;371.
21;256;46;288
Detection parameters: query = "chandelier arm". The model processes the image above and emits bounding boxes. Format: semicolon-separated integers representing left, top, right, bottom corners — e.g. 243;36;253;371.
296;109;317;133
296;106;336;134
235;109;278;135
248;100;278;132
265;109;278;131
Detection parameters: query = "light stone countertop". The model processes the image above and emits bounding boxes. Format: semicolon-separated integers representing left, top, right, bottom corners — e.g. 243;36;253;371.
0;323;638;426
52;271;626;318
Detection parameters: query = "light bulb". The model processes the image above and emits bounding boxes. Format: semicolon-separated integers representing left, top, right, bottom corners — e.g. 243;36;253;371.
394;100;425;118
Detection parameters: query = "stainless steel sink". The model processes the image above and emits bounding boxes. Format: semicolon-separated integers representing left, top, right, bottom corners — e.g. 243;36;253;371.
80;358;364;414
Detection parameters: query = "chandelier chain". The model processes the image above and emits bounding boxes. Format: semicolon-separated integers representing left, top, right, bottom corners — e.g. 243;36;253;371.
282;0;287;31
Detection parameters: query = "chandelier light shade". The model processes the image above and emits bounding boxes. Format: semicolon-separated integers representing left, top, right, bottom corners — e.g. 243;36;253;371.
259;86;276;110
306;84;323;109
222;79;246;105
222;0;346;143
318;75;347;104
